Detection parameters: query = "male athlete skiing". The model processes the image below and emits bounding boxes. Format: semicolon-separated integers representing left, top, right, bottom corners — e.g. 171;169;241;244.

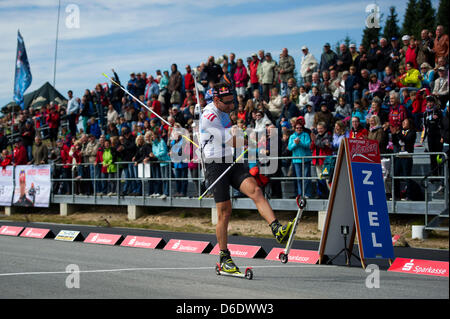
199;82;294;273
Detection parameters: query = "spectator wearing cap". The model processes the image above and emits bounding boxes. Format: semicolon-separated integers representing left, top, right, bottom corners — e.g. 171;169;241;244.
319;42;338;73
127;72;137;97
433;25;449;64
249;53;261;94
300;46;318;85
288;120;312;198
313;102;334;130
367;39;381;76
278;48;296;97
433;66;449;107
420;62;435;89
399;35;411;67
348;43;360;71
389;37;401;73
135;73;146;98
258;52;278;102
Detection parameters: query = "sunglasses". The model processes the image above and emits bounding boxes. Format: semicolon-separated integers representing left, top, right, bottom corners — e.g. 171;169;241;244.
221;99;234;105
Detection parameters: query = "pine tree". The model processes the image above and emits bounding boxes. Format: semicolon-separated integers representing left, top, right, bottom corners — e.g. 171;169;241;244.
402;0;419;37
383;6;401;41
436;0;449;34
416;0;436;35
361;27;381;50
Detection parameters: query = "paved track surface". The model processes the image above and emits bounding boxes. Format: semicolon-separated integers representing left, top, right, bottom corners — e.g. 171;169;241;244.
0;221;448;300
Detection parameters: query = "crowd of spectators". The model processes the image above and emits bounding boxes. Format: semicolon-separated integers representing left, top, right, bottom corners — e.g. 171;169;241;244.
0;25;448;200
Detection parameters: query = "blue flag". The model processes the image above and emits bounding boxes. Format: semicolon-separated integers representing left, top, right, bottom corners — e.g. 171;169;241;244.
14;30;32;109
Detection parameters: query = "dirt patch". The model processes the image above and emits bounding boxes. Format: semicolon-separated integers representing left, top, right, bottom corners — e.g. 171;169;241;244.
2;206;448;250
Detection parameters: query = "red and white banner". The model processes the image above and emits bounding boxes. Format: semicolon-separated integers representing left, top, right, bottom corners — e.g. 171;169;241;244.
0;166;14;206
388;258;448;277
265;248;319;264
0;225;24;236
20;227;53;239
13;165;51;207
121;235;163;249
210;243;265;259
84;233;122;245
163;239;211;254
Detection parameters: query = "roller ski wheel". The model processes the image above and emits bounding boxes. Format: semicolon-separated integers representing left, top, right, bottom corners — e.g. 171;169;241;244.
279;252;288;264
215;263;253;280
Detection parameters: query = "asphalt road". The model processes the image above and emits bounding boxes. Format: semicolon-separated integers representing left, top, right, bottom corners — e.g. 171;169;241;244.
0;224;448;300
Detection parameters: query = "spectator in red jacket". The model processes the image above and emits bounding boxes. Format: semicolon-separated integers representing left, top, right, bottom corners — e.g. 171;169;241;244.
13;138;28;165
411;88;430;130
249;53;260;93
46;103;60;148
388;92;407;131
184;65;195;92
57;139;72;195
310;122;332;198
1;149;12;169
350;116;368;139
234;58;248;98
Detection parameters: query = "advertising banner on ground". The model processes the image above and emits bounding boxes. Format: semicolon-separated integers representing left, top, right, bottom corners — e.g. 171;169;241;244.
0;166;14;206
13;165;51;207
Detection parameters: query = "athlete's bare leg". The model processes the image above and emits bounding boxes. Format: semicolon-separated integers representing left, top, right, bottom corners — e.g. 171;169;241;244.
239;176;276;225
216;200;232;251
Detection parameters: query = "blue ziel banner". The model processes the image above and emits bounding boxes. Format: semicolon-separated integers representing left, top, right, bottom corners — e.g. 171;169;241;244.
351;162;394;259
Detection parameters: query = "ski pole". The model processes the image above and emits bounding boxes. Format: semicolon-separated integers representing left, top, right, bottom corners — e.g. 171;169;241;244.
102;72;198;148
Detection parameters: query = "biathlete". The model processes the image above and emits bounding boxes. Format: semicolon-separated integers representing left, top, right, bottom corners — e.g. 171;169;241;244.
199;82;294;273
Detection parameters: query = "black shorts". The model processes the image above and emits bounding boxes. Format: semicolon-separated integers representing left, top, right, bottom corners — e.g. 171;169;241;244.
205;161;252;203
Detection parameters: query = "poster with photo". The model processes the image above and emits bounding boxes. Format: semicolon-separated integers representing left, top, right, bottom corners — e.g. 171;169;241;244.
0;166;14;207
13;165;51;207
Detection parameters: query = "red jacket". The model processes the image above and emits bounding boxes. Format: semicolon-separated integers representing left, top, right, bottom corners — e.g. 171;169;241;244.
412;88;430;114
13;145;27;165
1;154;12;168
310;132;333;166
389;104;407;129
249;60;260;84
60;144;72;169
234;65;248;88
350;126;368;139
47;111;60;129
184;72;195;91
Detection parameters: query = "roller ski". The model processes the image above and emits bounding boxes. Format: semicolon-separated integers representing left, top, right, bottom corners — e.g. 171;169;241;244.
278;195;307;264
215;250;253;280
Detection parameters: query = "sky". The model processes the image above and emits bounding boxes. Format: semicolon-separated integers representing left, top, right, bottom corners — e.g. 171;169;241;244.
0;0;440;108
